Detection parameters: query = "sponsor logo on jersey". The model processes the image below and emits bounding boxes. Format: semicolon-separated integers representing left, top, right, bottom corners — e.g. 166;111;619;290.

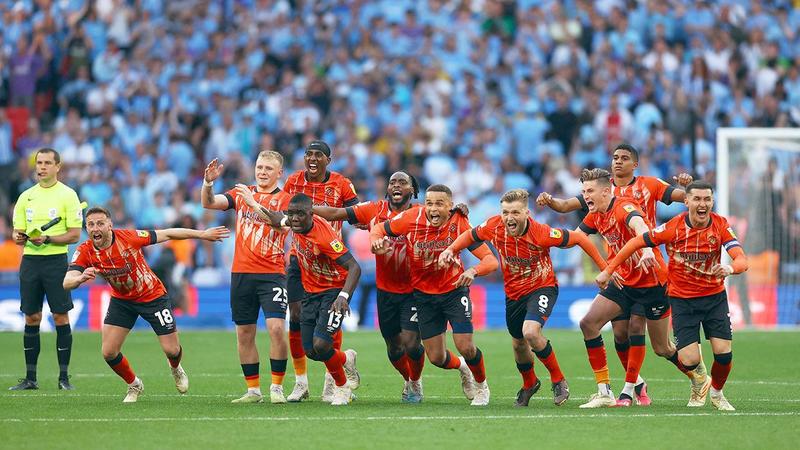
623;204;637;213
549;228;563;239
330;239;344;253
136;230;149;238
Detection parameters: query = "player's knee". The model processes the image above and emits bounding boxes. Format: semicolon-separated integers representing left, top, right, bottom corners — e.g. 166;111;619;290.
628;321;646;335
653;342;674;358
679;354;701;367
52;313;70;326
612;326;628;342
163;344;181;358
522;326;543;344
511;339;528;353
386;342;404;360
25;312;42;325
427;350;446;367
398;332;420;352
455;343;476;360
101;347;119;361
312;340;332;359
579;316;598;335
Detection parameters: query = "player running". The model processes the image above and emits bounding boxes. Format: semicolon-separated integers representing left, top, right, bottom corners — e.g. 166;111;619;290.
201;150;292;404
283;140;360;402
537;143;696;404
438;189;608;406
370;184;498;406
311;171;425;402
259;193;362;406
596;181;747;410
573;169;698;408
63;207;229;403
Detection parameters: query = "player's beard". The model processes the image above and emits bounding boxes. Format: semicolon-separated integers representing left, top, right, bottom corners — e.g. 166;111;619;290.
389;192;412;210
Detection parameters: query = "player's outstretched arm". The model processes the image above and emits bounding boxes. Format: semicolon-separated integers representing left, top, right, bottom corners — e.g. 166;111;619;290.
595;234;649;289
201;159;232;210
536;192;582;213
369;221;392;255
564;231;607;271
439;229;475;267
453;244;498;288
710;246;748;278
232;184;289;230
330;255;362;316
154;226;230;243
63;267;96;290
312;206;349;222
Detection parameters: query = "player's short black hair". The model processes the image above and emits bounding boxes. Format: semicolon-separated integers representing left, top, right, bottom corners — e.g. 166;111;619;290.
685;180;714;194
613;143;639;161
289;193;313;209
85;206;111;218
35;147;61;164
385;171;419;199
426;184;452;198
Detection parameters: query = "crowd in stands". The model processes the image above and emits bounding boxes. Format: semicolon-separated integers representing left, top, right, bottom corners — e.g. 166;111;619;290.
1;0;799;285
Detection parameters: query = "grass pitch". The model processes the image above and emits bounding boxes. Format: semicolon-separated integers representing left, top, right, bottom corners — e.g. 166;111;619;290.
1;329;798;449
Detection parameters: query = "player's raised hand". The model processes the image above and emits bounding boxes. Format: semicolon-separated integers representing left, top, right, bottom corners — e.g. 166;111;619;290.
636;248;657;273
371;236;391;255
673;173;693;187
330;293;351;316
200;226;231;241
453;267;476;287
438;247;457;268
204;158;224;183
234;184;258;208
536;192;553;207
452;203;470;216
81;267;97;283
709;263;734;278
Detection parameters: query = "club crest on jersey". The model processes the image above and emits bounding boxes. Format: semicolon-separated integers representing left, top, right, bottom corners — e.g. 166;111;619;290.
633;190;642;200
325;187;335;198
549;229;562;239
708;235;717;246
330;239;344;253
623;204;636;213
136;230;149;238
449;224;457;233
269;199;278;207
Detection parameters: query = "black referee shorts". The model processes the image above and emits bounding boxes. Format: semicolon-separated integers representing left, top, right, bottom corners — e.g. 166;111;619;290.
19;254;73;315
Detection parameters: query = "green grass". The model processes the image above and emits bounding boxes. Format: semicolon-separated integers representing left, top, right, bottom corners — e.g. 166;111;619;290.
1;329;799;449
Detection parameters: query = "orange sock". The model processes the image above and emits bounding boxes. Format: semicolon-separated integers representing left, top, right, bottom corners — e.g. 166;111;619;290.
516;361;538;389
323;349;348;386
106;353;136;384
241;363;260;389
389;353;410;381
270;358;287;386
407;346;425;381
289;327;306;376
442;350;462;370
625;335;646;384
465;348;486;383
585;336;610;385
614;339;630;371
534;341;565;383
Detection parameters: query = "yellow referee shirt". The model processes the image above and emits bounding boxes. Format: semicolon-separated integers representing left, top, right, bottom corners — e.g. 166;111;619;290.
12;182;83;256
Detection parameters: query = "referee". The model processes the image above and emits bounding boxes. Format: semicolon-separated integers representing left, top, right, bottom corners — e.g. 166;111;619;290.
10;148;82;390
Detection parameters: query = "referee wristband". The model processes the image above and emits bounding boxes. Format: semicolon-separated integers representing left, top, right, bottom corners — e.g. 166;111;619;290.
337;291;350;301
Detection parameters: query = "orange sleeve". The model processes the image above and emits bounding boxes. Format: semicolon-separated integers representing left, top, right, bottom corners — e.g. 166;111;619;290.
605;234;648;272
371;209;411;242
450;229;477;253
314;221;349;259
566;231;607;270
369;220;388;242
469;243;498;276
728;246;748;274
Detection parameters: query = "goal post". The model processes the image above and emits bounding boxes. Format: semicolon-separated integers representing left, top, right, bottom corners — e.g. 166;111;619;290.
716;128;800;328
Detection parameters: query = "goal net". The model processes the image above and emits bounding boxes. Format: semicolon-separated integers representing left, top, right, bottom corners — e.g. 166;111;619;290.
716;128;800;328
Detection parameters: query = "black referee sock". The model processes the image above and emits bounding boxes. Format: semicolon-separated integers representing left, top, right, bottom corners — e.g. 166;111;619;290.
56;324;72;379
23;325;41;381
